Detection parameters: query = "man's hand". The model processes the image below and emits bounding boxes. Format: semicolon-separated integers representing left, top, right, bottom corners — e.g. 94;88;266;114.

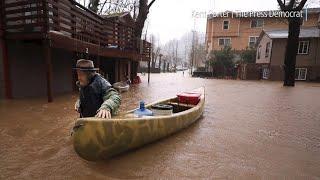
75;100;80;112
95;109;111;119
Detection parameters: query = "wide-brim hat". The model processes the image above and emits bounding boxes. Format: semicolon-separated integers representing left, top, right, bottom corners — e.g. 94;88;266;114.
73;59;99;71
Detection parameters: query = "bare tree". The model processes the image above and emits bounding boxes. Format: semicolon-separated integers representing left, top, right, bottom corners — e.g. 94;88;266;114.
134;0;156;39
159;31;201;71
276;0;308;86
77;0;156;40
98;0;136;15
162;39;179;70
150;34;161;68
88;0;100;12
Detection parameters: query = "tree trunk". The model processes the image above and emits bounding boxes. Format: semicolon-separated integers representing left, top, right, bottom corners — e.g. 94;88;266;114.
134;0;155;39
283;17;301;86
151;52;155;68
134;0;148;39
158;58;161;69
88;0;99;13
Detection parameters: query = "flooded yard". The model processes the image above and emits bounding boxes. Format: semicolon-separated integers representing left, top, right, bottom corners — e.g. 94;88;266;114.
1;72;320;179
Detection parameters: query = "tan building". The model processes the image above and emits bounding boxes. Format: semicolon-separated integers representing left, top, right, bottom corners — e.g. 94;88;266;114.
205;8;320;54
256;27;320;81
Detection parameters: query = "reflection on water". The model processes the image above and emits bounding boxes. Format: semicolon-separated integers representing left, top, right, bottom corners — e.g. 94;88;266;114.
1;72;320;179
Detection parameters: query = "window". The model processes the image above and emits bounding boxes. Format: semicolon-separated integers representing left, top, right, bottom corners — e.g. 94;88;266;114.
249;36;259;47
295;68;307;80
218;38;231;46
257;45;261;59
298;41;309;54
251;19;264;28
262;68;269;79
265;42;271;58
223;20;229;30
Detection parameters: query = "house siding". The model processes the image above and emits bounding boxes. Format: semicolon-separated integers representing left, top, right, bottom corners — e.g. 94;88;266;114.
260;37;320;81
4;39;135;99
269;66;284;81
270;38;320;66
206;12;320;53
7;41;74;98
8;41;47;98
51;48;73;95
256;34;272;64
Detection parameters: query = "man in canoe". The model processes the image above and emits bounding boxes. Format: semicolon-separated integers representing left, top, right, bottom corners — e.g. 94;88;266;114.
74;59;121;118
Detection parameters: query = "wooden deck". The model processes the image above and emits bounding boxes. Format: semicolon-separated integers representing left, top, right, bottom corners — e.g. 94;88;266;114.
0;0;151;61
0;0;152;102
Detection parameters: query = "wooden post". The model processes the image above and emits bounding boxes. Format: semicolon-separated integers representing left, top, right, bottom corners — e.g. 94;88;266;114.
114;60;119;82
118;60;121;82
0;38;12;99
72;52;77;91
44;40;53;102
96;55;100;68
148;60;151;84
0;0;12;99
41;0;53;102
127;60;131;80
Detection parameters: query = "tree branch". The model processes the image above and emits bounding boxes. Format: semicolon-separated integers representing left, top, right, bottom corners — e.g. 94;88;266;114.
98;0;109;14
295;0;308;11
277;0;286;10
148;0;156;9
287;0;295;9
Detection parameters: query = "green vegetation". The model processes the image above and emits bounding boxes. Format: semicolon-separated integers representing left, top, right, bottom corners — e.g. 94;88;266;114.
240;47;256;64
207;46;235;77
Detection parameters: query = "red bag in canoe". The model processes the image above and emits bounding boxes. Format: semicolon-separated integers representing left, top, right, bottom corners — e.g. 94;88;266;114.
177;92;201;105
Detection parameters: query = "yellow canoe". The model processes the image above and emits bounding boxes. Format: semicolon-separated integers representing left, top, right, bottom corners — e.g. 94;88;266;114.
72;87;205;161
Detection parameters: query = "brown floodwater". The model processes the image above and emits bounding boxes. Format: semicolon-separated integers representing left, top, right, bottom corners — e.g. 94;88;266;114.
1;72;320;179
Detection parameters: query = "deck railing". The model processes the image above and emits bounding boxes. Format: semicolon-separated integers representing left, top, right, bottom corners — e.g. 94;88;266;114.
1;0;151;60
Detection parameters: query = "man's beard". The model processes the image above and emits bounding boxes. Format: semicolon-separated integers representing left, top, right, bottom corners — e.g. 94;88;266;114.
79;73;95;87
79;81;89;87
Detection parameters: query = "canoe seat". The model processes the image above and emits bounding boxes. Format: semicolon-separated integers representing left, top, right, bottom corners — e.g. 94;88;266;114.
167;102;195;113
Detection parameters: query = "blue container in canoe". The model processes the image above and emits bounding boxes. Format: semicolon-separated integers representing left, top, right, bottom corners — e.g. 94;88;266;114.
134;101;153;117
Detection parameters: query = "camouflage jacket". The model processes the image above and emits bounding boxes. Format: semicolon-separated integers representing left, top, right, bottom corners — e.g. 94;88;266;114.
75;74;121;117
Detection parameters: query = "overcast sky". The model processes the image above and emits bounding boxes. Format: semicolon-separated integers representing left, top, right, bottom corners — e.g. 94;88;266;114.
147;0;320;44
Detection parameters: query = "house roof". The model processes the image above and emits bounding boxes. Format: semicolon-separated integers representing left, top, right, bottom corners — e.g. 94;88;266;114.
256;27;320;47
307;7;320;14
264;27;320;39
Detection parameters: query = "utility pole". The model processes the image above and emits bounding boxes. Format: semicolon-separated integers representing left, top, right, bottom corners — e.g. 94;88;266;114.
184;39;187;72
174;40;178;72
191;30;195;76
